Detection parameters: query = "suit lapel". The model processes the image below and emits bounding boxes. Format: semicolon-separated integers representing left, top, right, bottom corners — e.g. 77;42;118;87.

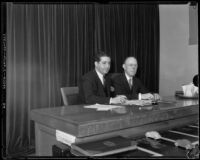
104;75;110;97
132;77;137;92
122;73;131;92
93;70;106;96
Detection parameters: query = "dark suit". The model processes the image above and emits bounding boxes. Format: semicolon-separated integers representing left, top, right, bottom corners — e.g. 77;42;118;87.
79;70;111;104
112;73;149;100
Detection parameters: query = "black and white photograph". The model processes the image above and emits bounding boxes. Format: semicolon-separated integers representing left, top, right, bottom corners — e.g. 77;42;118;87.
1;1;199;159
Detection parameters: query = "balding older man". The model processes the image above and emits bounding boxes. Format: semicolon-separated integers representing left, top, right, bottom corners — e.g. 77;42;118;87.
112;57;160;100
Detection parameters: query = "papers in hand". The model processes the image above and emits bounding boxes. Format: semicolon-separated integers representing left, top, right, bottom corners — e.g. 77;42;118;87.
84;104;123;111
124;100;152;106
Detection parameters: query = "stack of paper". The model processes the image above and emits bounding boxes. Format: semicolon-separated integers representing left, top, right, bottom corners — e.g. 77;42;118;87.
56;130;76;146
84;104;123;111
124;100;152;106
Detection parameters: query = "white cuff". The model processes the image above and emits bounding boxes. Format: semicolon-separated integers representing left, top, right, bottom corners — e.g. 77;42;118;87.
109;98;112;104
138;93;141;100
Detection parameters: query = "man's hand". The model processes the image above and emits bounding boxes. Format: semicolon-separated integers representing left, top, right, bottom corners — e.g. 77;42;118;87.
141;93;161;101
110;95;127;104
141;93;154;100
153;93;161;101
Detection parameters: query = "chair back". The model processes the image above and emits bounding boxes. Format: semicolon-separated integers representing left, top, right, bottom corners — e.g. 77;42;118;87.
60;86;80;105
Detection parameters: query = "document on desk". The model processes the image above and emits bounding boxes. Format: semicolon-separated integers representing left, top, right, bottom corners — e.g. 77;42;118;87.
124;100;152;106
84;104;123;111
56;130;76;146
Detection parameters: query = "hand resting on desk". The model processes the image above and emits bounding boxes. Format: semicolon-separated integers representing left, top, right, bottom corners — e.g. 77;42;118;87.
110;95;127;104
141;93;161;101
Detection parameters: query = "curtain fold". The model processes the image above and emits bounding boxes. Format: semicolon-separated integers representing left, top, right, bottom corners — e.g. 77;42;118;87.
6;3;159;156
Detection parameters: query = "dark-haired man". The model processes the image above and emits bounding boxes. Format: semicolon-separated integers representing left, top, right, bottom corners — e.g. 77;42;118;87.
79;51;127;104
112;56;161;100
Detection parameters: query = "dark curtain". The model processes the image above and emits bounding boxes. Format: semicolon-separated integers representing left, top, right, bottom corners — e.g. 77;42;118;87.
6;2;159;156
95;4;159;92
6;3;95;156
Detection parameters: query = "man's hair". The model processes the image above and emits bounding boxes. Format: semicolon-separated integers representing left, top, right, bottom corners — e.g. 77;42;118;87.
123;56;137;64
94;51;110;62
193;74;199;87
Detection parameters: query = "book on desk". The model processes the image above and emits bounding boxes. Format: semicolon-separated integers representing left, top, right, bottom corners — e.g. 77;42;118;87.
70;136;137;156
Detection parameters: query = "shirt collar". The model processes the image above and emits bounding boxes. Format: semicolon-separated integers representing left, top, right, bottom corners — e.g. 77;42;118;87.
125;72;132;81
95;69;104;81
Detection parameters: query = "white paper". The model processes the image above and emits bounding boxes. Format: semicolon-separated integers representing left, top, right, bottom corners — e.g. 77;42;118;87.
84;104;123;111
56;130;76;146
124;100;152;106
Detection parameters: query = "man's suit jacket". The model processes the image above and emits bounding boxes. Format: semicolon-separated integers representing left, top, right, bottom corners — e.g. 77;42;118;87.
112;73;149;100
79;70;111;104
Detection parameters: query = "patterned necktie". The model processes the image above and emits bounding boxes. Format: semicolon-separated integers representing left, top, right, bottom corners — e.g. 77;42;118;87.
128;78;132;89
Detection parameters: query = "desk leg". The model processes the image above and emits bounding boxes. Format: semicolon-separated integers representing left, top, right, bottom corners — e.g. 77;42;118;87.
34;123;58;156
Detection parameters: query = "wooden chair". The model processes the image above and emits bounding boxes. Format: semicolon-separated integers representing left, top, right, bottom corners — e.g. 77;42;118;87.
60;86;80;105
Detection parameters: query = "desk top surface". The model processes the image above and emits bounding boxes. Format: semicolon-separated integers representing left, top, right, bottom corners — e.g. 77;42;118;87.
31;96;199;137
31;96;198;124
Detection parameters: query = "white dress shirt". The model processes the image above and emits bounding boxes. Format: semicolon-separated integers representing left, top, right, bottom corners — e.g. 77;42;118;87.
95;69;105;85
125;73;132;87
124;73;141;100
95;69;113;104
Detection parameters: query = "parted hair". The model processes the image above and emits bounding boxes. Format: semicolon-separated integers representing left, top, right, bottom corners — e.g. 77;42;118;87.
94;51;110;62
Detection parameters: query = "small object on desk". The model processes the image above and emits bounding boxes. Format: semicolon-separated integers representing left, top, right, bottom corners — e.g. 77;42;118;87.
151;101;158;105
145;131;162;140
174;139;193;150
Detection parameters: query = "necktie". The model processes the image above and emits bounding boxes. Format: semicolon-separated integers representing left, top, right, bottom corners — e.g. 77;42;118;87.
103;76;106;86
103;76;108;96
128;78;132;89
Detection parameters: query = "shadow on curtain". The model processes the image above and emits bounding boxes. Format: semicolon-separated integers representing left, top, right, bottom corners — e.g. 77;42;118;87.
6;2;159;156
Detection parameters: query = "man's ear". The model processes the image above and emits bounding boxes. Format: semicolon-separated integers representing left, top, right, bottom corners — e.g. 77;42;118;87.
95;61;98;67
122;64;125;70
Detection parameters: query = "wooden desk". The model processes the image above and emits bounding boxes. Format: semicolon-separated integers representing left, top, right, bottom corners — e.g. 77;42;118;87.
30;96;199;156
